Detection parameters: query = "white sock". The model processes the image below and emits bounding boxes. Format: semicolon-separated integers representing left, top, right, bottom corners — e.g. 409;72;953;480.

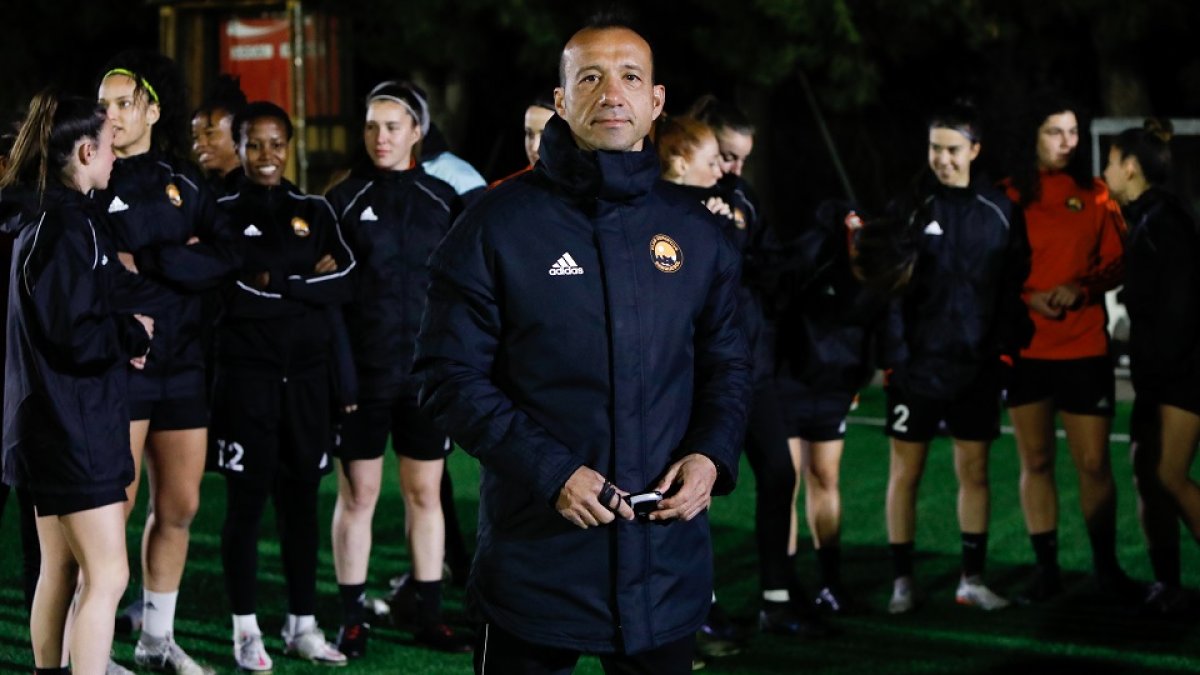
142;589;179;639
233;613;262;640
285;613;316;637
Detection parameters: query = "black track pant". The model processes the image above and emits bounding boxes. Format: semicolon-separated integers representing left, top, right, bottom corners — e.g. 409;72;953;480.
742;383;798;593
221;475;321;615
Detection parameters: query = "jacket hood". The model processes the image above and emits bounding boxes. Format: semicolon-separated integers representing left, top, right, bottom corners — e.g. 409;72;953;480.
0;183;96;234
536;114;660;204
0;184;37;234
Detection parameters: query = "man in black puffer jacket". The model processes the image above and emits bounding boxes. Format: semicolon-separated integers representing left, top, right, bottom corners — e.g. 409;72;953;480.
415;19;751;675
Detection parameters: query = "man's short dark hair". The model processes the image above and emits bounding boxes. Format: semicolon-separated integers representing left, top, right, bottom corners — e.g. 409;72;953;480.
558;11;654;87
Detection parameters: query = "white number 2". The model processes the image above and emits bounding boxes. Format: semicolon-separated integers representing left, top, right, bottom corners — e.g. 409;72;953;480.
892;404;910;433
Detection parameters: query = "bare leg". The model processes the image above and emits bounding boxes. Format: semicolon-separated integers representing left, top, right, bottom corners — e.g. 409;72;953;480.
332;458;384;585
886;439;930;544
801;440;845;548
786;437;802;557
398;457;446;582
30;513;78;669
141;428;206;594
1060;412;1116;529
63;503;129;674
1157;405;1200;540
1009;401;1058;534
125;420;151;519
953;440;991;534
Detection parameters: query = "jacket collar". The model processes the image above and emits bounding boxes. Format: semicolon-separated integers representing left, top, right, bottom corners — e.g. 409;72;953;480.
536;114;659;205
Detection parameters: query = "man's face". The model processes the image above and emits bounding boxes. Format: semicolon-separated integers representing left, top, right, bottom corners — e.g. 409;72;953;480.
554;27;665;152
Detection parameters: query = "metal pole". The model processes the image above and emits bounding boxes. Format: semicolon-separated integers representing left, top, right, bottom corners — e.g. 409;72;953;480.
289;0;308;192
797;69;857;204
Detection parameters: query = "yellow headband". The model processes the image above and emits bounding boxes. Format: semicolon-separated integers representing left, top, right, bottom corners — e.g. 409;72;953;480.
103;68;159;105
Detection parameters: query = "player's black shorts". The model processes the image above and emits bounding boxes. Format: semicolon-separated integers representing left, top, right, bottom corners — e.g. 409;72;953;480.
130;396;209;431
1005;356;1116;417
209;371;334;484
885;372;1001;443
31;488;126;517
777;381;854;442
336;396;449;462
1130;388;1200;447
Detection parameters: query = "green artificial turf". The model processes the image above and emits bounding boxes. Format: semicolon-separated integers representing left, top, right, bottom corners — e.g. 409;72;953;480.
1;384;1197;673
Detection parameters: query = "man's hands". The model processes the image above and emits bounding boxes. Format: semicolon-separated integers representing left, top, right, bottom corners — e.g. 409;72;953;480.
651;453;718;522
556;454;721;528
556;465;634;528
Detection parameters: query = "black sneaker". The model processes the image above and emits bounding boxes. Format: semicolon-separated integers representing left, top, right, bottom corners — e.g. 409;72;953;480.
1095;569;1146;604
1141;582;1191;617
336;622;371;659
414;623;474;653
758;603;836;638
386;574;418;629
1014;566;1062;605
696;602;741;657
813;585;855;614
114;598;144;635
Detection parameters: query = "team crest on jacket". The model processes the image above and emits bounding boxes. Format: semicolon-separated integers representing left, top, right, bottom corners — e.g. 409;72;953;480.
1065;196;1084;212
165;183;182;207
650;234;682;273
291;217;311;237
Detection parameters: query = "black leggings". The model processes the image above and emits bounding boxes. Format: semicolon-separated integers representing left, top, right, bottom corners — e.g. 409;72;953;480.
221;475;321;616
0;484;40;612
742;383;798;593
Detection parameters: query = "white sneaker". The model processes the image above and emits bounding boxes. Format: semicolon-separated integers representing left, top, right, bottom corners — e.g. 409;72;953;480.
282;624;348;667
956;575;1011;610
888;575;917;614
107;658;134;675
136;633;215;675
234;631;274;672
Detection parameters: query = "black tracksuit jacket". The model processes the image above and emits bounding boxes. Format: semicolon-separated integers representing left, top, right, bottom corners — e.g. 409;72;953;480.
882;179;1032;399
414;115;751;654
326;165;459;400
774;201;890;398
1122;186;1200;404
95;152;242;402
214;180;355;381
2;186;152;497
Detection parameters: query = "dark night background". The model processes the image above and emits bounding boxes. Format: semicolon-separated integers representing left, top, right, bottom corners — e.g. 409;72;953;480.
4;0;1200;236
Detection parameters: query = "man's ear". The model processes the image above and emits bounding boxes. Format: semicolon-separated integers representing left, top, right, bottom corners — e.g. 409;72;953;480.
650;84;666;121
553;87;567;118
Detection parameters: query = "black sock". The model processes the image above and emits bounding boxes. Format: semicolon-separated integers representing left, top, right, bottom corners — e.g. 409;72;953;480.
35;668;70;675
890;542;914;579
339;583;367;625
1030;531;1059;572
816;546;841;588
1148;545;1181;587
1086;521;1121;577
961;532;988;578
414;579;443;628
